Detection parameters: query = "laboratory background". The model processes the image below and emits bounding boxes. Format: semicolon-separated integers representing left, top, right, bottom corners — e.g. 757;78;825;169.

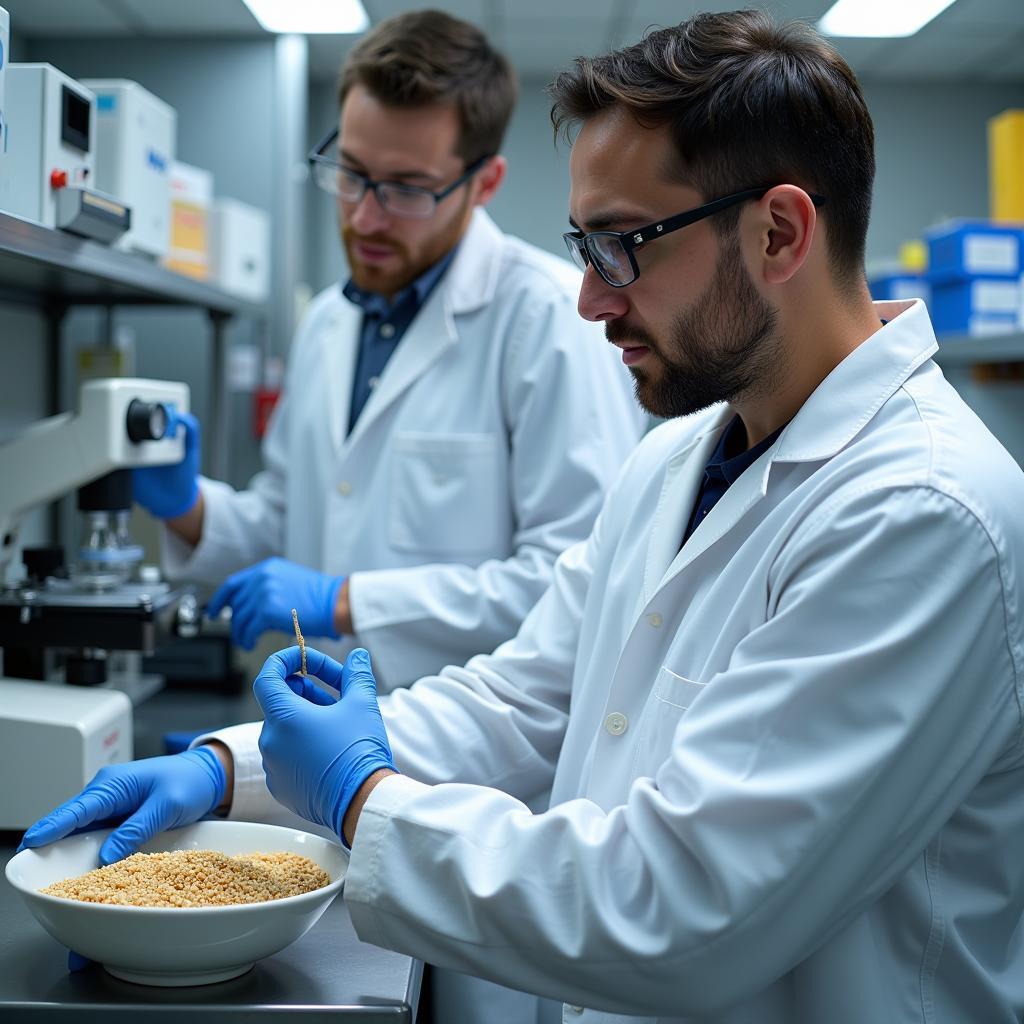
0;0;1023;1018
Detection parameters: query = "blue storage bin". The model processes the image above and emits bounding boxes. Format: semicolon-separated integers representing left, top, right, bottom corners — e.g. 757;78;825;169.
926;220;1024;284
929;276;1020;337
868;273;930;304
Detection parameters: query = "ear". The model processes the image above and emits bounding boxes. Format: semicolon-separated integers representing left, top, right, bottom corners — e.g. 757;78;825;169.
753;185;818;286
472;155;507;208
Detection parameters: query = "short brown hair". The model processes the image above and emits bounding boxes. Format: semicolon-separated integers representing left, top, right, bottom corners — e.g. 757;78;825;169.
339;9;518;165
549;9;875;289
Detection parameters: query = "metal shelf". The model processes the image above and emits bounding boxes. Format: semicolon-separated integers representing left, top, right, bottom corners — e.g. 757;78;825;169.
934;333;1024;366
0;209;262;316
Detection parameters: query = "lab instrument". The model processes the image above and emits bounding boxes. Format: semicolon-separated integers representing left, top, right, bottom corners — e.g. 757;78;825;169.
211;196;270;301
0;379;197;827
81;79;176;259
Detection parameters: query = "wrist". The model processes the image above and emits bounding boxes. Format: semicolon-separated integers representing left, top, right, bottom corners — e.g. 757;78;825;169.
198;741;234;813
332;576;352;636
342;768;396;846
166;489;204;547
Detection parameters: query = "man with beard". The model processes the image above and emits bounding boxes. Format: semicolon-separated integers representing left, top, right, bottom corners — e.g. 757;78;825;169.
130;9;644;686
26;9;1024;1024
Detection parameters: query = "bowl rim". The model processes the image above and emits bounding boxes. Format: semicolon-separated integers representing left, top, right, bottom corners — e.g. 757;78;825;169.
5;820;348;915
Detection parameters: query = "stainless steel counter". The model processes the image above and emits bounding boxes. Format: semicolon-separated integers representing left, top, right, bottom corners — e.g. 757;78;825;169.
1;839;421;1022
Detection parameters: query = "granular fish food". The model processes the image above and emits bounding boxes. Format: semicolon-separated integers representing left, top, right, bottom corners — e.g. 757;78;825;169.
40;849;331;907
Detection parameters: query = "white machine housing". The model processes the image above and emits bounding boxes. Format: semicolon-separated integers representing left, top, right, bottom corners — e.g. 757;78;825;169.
211;197;270;302
0;63;95;228
0;7;9;164
0;377;189;576
0;679;132;829
82;79;176;259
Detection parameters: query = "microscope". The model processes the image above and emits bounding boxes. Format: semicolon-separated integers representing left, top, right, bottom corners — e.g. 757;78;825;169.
0;378;200;828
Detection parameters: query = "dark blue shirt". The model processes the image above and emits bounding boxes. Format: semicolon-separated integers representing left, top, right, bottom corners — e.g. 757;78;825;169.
342;246;458;434
683;414;787;545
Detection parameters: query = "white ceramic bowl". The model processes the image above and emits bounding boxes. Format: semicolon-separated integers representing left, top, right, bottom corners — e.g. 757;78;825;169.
5;819;348;987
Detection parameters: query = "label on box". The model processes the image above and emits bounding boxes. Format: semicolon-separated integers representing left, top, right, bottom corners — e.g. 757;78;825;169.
971;279;1020;314
968;315;1017;338
964;234;1018;274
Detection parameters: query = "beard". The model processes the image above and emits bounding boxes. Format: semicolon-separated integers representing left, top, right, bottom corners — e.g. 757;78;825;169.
608;234;781;420
341;189;472;298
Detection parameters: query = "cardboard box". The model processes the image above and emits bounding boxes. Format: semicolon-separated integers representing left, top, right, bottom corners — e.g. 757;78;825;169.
164;159;212;280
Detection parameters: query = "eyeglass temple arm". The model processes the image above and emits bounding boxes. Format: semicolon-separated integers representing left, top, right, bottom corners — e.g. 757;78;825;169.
308;127;339;162
631;188;826;246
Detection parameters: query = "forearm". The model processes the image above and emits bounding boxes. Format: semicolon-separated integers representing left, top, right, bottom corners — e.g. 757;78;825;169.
165;490;205;549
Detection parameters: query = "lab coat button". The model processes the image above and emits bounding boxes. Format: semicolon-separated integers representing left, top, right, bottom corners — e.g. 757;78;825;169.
604;712;628;736
368;375;380;390
337;481;353;496
379;323;396;339
647;612;663;628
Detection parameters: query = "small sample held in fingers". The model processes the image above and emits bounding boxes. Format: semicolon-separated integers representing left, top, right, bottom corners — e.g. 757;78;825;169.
291;608;307;676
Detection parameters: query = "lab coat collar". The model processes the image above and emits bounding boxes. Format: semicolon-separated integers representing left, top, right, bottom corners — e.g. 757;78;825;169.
772;298;938;464
644;299;939;598
444;208;505;315
338;210;502;451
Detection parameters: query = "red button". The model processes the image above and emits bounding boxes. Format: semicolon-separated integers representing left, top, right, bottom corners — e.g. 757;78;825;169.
50;169;68;190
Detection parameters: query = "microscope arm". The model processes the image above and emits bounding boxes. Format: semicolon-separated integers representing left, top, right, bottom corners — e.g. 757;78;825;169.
0;378;188;576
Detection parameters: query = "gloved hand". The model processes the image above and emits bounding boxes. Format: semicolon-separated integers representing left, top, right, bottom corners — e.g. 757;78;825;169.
254;646;396;841
207;557;345;651
17;747;226;867
133;409;201;520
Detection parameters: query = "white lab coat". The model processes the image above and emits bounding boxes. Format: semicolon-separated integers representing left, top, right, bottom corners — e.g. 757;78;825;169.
165;209;645;689
204;300;1024;1022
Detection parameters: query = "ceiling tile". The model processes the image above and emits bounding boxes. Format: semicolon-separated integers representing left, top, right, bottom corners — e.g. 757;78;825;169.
117;0;261;34
935;0;1024;30
2;0;130;36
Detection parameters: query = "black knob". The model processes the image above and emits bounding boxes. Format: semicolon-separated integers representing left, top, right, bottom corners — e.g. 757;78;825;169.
126;399;169;443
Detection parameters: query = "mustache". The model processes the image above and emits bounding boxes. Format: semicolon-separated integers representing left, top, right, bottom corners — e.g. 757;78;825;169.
605;321;656;348
342;226;407;258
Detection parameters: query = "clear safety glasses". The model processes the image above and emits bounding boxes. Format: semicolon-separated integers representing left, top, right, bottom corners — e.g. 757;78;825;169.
563;187;827;287
308;128;491;220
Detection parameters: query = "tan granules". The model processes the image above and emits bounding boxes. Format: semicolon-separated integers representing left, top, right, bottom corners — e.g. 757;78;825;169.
292;607;307;676
40;850;331;907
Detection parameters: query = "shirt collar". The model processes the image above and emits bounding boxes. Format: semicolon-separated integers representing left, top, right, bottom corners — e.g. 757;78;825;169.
342;244;460;320
706;415;787;485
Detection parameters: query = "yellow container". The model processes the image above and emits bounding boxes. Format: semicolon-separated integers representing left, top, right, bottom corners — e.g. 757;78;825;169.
989;109;1024;223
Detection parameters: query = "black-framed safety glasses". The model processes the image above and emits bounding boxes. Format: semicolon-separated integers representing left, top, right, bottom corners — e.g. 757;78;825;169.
563;187;827;287
307;128;491;220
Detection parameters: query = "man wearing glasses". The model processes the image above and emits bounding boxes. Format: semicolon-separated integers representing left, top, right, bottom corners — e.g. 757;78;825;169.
131;9;644;684
26;9;1024;1024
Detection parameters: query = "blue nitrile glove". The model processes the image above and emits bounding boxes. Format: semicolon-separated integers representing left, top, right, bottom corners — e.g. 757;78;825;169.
132;409;201;520
17;747;226;867
253;646;396;841
207;557;345;651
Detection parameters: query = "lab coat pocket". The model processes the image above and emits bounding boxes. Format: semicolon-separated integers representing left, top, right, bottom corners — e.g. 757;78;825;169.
389;432;503;556
633;666;706;777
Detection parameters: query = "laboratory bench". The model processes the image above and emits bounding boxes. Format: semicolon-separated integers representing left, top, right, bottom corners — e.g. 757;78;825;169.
0;682;423;1022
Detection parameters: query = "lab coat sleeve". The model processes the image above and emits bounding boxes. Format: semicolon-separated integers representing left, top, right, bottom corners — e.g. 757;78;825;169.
347;288;645;688
160;308;314;585
343;485;1024;1017
190;521;599;826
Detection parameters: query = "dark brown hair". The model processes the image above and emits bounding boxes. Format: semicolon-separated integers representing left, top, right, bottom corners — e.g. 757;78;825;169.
549;9;875;289
339;9;518;165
